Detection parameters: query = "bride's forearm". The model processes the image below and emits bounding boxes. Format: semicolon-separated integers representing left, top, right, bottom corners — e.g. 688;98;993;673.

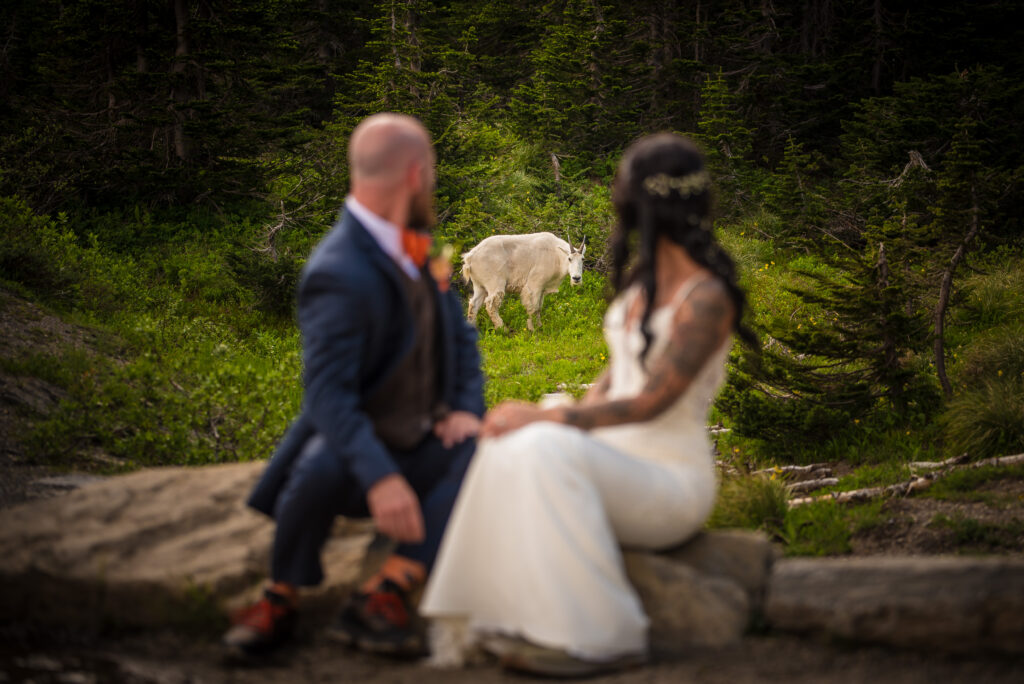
579;369;611;406
549;394;670;431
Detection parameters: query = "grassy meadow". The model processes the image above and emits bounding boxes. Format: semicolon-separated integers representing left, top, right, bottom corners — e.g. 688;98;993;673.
2;193;1022;557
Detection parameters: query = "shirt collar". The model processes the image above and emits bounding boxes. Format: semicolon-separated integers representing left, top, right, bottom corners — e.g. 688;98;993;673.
345;196;420;279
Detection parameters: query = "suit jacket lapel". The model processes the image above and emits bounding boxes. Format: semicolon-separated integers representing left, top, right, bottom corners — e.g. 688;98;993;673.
345;213;417;374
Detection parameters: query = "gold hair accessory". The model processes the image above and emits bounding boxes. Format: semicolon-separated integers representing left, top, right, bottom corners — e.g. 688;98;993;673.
642;170;710;198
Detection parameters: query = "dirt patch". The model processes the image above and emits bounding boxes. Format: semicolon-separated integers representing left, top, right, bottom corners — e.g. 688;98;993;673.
2;628;1022;684
852;492;1024;556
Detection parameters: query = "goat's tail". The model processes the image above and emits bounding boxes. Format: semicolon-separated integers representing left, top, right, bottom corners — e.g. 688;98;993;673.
460;251;474;284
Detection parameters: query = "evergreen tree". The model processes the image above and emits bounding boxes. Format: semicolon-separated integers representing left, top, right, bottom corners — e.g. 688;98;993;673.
693;69;757;217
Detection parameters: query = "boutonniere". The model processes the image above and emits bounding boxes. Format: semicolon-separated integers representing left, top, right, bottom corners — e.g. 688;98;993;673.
428;243;455;292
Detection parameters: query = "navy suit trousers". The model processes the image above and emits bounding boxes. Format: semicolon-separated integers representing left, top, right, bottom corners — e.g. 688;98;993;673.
270;433;475;587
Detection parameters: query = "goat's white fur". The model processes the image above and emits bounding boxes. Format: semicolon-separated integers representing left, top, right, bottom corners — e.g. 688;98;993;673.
462;232;585;332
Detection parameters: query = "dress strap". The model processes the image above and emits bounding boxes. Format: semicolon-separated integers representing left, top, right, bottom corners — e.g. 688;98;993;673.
666;273;712;311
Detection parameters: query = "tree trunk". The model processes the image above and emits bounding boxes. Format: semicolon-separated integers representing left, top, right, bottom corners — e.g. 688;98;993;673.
871;0;884;94
933;185;980;399
877;242;902;409
135;0;149;73
694;0;701;62
170;0;190;163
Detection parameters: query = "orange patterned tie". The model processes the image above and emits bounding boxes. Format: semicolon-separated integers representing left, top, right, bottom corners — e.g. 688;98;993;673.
401;228;432;268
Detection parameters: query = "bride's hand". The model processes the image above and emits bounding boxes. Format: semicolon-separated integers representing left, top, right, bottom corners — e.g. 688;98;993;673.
480;401;551;439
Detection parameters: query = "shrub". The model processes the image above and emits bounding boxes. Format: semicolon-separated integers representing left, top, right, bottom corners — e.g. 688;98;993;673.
0;196;139;310
942;376;1024;460
708;474;789;537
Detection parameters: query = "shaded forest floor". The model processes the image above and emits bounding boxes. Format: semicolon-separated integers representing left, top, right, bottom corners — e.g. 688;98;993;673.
2;287;1024;681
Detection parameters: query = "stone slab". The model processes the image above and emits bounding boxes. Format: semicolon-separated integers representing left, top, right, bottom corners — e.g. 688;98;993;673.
765;556;1024;654
0;462;372;629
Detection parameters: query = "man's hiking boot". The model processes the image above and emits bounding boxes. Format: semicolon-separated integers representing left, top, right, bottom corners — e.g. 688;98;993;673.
222;587;296;656
326;579;426;657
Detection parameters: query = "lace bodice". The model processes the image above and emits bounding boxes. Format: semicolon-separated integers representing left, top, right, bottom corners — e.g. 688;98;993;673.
591;277;731;466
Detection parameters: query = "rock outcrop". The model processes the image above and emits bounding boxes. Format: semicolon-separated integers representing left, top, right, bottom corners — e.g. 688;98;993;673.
0;462;373;629
4;462;1022;656
765;556;1024;654
0;462;769;649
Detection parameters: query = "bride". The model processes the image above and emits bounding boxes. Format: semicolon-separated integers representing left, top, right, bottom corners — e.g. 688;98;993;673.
419;132;756;677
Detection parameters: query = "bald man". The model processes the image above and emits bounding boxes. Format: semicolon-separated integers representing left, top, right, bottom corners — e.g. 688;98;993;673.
224;114;485;657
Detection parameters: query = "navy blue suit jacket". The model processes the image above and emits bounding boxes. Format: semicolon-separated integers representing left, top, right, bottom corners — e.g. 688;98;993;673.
248;209;485;517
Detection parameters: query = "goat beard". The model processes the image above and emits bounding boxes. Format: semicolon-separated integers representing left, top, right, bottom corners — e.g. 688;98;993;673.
407;187;437;233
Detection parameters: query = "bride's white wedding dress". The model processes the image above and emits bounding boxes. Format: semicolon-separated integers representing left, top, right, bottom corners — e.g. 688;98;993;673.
420;275;731;662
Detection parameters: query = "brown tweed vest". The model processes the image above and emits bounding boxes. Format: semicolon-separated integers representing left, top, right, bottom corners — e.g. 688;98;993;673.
363;271;443;450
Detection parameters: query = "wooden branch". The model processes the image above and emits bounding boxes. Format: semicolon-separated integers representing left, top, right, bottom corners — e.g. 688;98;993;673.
753;463;833;480
973;453;1024;468
789;476;933;507
787;477;840;494
789;453;1024;507
886;150;931;187
909;452;971;470
934;183;980;398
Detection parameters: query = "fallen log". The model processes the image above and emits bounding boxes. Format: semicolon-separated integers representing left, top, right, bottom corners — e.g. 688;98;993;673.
788;452;1024;507
909;452;970;470
786;477;840;494
972;452;1024;467
789;476;933;507
754;464;834;483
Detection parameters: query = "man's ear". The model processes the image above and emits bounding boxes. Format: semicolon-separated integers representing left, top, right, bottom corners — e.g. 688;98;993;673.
406;159;423;190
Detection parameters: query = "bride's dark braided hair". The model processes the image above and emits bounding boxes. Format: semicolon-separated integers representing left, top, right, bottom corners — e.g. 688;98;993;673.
609;133;757;363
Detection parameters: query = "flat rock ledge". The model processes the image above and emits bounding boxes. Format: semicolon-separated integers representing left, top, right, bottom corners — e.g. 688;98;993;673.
1;463;1022;655
765;556;1024;654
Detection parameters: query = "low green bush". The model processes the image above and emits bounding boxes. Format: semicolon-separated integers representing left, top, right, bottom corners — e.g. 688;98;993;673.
707;474;789;537
942;376;1024;460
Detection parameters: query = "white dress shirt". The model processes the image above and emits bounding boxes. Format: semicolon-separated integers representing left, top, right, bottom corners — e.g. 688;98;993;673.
345;196;421;280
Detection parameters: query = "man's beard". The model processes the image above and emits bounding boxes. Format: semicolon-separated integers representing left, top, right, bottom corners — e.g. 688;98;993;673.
407;187;437;232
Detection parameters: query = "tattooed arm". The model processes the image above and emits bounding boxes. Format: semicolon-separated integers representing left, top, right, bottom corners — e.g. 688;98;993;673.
480;279;734;438
579;368;612;406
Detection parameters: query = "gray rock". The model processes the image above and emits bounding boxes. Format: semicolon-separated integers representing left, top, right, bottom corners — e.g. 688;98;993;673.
659;529;775;608
0;462;373;629
765;556;1024;654
31;475;106;491
624;550;750;648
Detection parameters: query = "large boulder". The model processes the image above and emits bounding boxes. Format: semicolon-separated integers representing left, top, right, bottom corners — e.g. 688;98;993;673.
0;462;374;630
0;462;772;649
624;529;776;649
766;556;1024;654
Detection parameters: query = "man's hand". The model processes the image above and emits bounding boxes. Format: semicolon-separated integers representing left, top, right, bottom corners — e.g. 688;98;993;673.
433;410;481;448
367;474;425;543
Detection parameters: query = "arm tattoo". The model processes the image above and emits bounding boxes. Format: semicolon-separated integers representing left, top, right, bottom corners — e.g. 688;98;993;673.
559;280;733;431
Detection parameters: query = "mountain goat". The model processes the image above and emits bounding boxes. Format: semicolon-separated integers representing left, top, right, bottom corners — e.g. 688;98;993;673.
462;232;586;332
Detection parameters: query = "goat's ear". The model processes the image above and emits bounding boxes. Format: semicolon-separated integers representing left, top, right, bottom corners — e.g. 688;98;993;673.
579;240;587;256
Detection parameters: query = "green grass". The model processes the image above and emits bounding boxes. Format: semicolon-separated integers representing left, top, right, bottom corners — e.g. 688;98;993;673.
5;195;1024;556
707;474;789;535
474;275;609;405
922;464;1024;504
928;513;1024;553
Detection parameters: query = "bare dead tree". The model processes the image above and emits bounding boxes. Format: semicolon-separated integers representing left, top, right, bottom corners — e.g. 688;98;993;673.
934;184;981;398
551;153;561;198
